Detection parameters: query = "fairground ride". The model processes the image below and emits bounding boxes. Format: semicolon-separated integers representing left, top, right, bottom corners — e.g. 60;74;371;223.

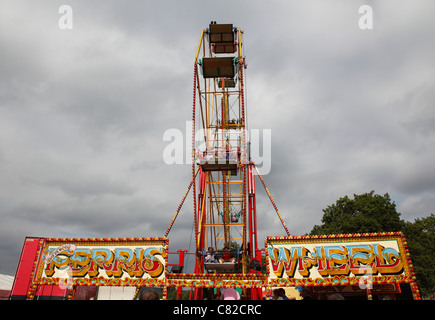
9;23;420;301
164;22;290;300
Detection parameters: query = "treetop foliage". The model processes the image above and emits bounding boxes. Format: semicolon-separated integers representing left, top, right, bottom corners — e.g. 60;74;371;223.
309;191;434;298
310;191;404;235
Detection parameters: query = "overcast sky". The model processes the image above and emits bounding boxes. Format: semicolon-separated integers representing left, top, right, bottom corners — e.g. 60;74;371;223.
1;0;434;275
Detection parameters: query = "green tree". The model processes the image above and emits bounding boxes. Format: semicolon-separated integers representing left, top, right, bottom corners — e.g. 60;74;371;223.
310;191;405;235
310;191;434;298
403;214;435;298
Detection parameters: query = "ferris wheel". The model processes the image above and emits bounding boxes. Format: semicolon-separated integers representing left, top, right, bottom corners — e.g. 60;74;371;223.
165;22;290;283
192;22;256;278
190;22;251;275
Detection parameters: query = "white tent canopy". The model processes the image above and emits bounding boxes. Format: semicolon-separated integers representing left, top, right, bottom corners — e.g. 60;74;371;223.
0;274;14;291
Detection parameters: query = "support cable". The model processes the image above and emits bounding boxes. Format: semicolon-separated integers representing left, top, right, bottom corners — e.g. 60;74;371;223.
254;166;290;236
165;167;200;237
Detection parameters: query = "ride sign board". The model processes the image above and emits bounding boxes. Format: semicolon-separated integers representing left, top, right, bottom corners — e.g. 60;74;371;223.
265;232;415;288
35;237;167;288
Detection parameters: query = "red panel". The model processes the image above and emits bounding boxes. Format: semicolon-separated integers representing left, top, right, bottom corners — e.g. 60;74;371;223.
10;237;43;298
11;237;68;299
35;285;67;300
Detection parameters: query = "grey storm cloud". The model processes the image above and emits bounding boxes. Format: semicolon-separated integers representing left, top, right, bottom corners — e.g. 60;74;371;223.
1;0;435;275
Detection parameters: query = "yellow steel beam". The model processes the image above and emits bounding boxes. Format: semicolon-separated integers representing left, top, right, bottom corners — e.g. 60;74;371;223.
195;29;205;63
238;28;242;61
